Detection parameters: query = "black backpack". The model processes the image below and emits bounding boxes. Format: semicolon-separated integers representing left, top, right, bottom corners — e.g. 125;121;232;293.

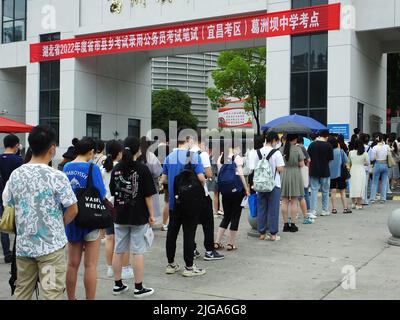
173;151;205;217
75;163;113;229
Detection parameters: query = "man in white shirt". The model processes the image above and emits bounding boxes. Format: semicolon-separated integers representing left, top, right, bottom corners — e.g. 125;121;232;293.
189;138;224;261
248;132;284;241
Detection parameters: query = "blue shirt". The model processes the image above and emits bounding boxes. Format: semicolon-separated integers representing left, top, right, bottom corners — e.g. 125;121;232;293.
162;149;204;210
329;149;348;179
63;162;107;242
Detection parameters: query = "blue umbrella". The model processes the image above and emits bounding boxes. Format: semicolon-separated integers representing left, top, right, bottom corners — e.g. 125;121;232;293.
261;114;327;133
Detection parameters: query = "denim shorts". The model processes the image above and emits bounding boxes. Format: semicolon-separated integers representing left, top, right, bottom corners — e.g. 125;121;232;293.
114;224;147;255
105;225;115;236
84;229;100;242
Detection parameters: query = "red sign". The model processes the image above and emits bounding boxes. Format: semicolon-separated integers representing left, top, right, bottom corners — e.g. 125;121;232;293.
30;3;340;63
218;107;253;128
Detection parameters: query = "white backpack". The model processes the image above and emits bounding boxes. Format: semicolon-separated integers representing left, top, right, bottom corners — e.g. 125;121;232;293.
253;149;278;193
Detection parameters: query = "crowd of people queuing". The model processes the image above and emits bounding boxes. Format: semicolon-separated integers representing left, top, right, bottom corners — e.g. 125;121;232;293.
0;124;399;300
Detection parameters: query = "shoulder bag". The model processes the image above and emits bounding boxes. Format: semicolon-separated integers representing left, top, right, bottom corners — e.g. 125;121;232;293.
75;163;113;229
0;206;15;234
340;150;351;180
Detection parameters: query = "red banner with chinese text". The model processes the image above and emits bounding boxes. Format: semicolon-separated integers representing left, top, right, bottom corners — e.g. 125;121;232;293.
30;3;340;63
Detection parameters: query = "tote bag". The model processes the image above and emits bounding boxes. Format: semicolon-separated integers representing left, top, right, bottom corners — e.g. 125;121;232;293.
75;164;113;229
248;193;257;218
0;206;15;234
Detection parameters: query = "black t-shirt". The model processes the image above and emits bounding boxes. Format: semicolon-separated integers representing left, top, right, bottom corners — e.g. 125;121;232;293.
0;154;23;184
110;162;157;225
308;140;334;178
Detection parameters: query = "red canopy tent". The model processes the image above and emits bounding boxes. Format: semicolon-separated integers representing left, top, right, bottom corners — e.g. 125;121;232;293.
0;116;34;133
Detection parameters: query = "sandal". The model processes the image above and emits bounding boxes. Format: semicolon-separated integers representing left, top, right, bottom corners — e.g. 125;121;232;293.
266;235;281;241
214;243;225;250
331;209;338;214
259;234;266;241
226;244;237;251
343;208;352;214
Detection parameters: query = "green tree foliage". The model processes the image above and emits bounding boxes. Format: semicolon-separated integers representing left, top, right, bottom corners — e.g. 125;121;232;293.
206;48;266;135
152;88;199;135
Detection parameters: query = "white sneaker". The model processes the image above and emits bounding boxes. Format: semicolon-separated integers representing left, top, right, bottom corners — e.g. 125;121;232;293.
161;224;168;231
107;266;113;278
321;211;331;216
307;212;317;219
182;265;206;277
165;263;181;274
121;267;134;280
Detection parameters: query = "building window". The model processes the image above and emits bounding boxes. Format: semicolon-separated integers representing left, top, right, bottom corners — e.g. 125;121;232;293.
128;119;141;138
290;33;328;125
292;0;327;9
39;33;60;143
290;0;328;125
2;0;26;43
86;114;102;140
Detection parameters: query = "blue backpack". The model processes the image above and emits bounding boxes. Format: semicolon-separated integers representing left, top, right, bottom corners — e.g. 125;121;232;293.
218;156;243;195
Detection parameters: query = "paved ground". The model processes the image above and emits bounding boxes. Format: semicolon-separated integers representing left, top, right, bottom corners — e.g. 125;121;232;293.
1;196;400;300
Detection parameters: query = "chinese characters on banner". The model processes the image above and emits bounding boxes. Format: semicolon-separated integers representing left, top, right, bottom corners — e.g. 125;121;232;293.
218;107;253;128
30;3;340;63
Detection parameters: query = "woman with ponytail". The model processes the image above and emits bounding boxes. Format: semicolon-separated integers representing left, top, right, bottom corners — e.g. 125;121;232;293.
100;140;134;280
109;136;157;298
279;134;305;233
63;137;107;300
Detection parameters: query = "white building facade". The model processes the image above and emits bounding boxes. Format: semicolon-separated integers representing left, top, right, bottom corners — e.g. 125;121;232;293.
0;0;398;155
152;53;219;128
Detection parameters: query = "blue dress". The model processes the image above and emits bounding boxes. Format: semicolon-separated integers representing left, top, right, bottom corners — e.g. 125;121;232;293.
63;162;107;243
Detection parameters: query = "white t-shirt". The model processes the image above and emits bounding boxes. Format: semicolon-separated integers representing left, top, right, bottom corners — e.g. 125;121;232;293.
372;143;390;161
364;144;373;172
101;161;118;202
191;146;211;196
217;153;244;170
248;146;285;188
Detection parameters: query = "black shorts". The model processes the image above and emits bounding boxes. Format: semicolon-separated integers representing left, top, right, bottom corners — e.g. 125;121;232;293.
330;177;346;190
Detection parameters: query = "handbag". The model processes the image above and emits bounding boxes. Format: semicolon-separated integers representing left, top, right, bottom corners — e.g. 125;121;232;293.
248;193;257;218
75;163;113;229
0;206;15;234
340;150;351;180
388;152;396;168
